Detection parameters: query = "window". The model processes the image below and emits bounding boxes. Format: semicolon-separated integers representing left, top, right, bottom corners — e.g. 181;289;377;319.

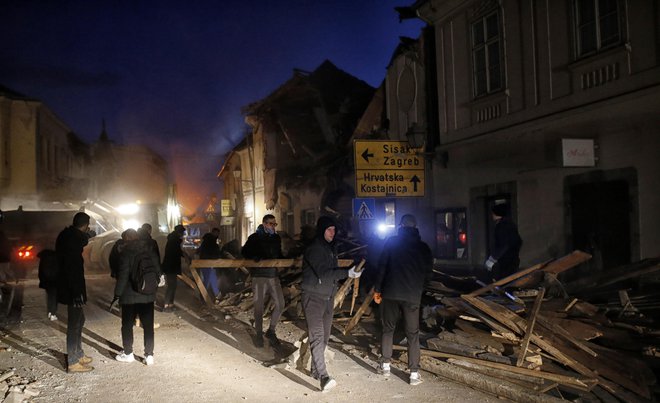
301;209;316;226
471;10;503;97
435;209;468;260
575;0;621;57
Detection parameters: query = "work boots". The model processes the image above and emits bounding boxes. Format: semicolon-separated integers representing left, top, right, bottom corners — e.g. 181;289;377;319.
67;362;93;373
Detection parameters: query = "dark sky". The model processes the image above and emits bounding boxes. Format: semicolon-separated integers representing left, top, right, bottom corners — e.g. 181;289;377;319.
0;1;424;214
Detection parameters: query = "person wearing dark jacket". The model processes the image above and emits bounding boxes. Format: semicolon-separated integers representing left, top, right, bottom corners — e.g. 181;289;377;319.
161;225;187;312
56;212;94;373
37;249;59;321
139;223;161;262
114;229;160;366
374;214;433;386
241;215;284;347
485;203;523;281
197;228;222;302
301;216;361;392
109;230;129;279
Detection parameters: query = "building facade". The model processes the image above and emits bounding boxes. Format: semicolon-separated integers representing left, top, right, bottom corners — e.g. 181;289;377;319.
402;0;660;272
0;86;88;211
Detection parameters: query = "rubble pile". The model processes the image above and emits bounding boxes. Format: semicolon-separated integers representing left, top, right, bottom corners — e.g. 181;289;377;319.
419;253;660;402
0;368;41;403
189;249;659;402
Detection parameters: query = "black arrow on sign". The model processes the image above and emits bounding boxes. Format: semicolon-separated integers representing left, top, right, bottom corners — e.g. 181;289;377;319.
361;148;374;163
410;175;421;192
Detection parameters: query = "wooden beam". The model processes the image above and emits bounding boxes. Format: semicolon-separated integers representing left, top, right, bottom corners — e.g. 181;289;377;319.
393;346;597;391
188;266;214;307
517;287;545;367
467;261;551;297
190;258;354;269
342;287;374;335
461;295;598;377
419;356;566;402
333;259;365;310
536;315;598;357
468;251;591;297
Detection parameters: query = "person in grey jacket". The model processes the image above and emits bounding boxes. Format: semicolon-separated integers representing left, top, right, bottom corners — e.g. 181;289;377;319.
113;229;161;366
301;216;360;392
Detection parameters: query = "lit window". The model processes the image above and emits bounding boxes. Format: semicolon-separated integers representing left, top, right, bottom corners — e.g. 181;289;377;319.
436;209;468;260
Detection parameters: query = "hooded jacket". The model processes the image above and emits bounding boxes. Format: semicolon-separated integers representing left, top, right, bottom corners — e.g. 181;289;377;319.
198;233;221;259
375;226;433;304
161;230;185;275
114;239;161;305
241;224;282;278
55;226;89;304
492;217;522;269
301;217;347;299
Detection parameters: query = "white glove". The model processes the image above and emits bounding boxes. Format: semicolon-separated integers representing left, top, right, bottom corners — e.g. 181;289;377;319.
484;256;497;270
348;266;362;278
158;274;166;287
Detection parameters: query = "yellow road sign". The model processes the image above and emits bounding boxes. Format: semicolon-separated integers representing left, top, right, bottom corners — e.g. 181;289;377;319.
354;140;423;170
354;140;425;198
356;169;425;197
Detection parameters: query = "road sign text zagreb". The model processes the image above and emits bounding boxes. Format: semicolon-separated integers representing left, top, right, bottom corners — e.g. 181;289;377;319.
354;140;425;197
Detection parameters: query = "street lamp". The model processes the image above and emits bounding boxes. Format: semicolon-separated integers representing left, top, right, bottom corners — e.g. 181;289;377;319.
405;123;427;149
405;123;447;167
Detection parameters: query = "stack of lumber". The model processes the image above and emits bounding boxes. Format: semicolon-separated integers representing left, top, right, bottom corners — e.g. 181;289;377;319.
415;251;659;402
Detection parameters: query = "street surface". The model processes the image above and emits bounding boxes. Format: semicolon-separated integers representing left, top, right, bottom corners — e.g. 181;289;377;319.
0;272;496;402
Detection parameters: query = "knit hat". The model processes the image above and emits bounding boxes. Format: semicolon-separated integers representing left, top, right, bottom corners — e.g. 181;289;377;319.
316;216;336;237
399;214;417;227
174;224;186;234
491;203;509;217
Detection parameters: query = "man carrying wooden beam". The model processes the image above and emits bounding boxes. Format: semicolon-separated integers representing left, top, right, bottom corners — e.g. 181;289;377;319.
242;214;285;348
374;214;433;386
301;216;361;392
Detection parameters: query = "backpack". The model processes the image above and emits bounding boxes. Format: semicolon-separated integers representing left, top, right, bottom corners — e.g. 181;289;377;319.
129;249;160;295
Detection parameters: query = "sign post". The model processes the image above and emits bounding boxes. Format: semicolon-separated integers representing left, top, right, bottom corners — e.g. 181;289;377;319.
354;140;425;198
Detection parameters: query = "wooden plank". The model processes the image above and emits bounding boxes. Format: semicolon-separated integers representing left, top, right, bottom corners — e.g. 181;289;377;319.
448;358;546;386
468;251;591;297
536;315;598;356
190;258;354;269
445;298;517;338
462;295;599;377
427;338;485;358
333;259;365;310
419;356;565;403
188;266;214;306
350;277;360;315
177;273;197;290
517;287;545;367
393;346;597;391
342;287;374;335
467;261;551;297
462;295;525;335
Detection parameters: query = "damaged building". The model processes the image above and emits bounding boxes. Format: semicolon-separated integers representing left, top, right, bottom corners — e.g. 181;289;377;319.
218;60;374;245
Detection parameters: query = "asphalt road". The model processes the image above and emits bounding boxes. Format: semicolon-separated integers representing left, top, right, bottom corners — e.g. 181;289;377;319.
0;272;496;402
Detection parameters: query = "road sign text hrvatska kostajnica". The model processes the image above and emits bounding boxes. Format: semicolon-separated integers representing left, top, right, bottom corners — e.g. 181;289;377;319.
354;140;425;197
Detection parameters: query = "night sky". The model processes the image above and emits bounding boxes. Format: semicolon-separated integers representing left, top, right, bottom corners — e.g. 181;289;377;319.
0;1;424;215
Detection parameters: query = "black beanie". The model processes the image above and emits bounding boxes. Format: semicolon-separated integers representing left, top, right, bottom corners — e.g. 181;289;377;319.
491;203;509;217
316;216;336;237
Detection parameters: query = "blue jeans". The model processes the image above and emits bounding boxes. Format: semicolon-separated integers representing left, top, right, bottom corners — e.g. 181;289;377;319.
201;268;219;297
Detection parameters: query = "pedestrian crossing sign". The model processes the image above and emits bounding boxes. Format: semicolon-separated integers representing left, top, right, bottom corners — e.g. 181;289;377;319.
353;198;375;220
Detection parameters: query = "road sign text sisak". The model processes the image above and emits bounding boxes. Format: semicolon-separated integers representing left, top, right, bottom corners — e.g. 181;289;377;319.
354;140;425;198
